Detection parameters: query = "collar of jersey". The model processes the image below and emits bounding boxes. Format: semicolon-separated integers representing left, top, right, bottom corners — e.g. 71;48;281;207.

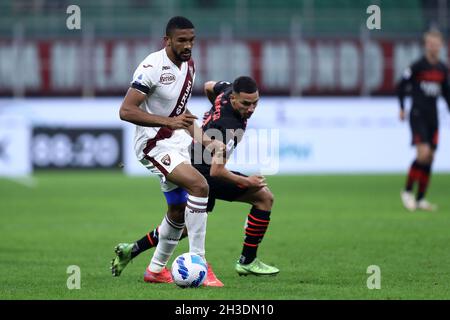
163;48;186;73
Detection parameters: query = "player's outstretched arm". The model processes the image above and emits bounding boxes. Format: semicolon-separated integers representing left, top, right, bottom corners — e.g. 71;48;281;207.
185;109;223;151
119;88;196;129
204;81;217;104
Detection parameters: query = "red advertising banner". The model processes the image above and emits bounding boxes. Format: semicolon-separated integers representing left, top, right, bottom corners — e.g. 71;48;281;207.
0;38;448;96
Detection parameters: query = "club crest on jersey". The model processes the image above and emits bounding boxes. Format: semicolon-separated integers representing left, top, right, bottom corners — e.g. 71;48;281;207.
161;154;171;166
160;73;176;85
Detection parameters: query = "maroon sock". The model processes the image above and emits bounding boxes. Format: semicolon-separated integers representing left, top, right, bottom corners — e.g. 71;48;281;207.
417;163;431;201
405;159;421;192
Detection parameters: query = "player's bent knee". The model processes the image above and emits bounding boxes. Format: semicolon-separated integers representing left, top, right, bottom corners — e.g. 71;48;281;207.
252;188;274;210
264;189;274;207
188;177;209;197
418;152;433;165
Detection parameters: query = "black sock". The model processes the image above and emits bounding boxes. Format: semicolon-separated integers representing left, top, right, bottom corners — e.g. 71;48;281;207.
240;207;271;265
131;227;159;259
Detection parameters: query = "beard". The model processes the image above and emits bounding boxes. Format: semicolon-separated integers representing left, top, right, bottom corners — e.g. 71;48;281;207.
172;47;191;62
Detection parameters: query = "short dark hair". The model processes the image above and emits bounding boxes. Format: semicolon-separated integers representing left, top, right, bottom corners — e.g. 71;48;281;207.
166;16;195;36
232;76;258;94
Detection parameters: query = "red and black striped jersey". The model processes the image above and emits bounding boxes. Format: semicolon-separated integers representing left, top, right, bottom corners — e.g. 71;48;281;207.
191;81;247;167
397;56;450;115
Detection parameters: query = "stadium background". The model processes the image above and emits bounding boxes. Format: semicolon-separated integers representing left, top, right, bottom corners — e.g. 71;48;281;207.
1;0;450;300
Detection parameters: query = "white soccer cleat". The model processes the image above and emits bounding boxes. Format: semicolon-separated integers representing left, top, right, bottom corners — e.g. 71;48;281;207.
401;191;417;212
417;199;438;212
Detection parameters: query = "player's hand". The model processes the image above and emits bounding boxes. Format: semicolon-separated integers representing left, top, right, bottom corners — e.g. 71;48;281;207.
167;114;198;130
399;110;406;121
244;175;267;189
205;139;226;155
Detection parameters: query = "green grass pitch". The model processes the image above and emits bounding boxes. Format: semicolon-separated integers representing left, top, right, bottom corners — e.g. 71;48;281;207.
1;172;450;299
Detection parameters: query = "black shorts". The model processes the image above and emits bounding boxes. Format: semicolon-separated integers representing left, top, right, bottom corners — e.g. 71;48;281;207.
409;109;439;149
193;164;249;212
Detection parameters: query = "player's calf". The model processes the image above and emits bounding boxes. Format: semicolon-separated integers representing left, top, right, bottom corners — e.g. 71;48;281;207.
167;164;210;261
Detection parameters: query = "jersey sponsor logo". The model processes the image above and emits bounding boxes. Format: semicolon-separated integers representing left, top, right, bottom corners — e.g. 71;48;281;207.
143;64;153;68
169;60;195;117
161;154;171;166
160;73;176;85
420;81;441;97
162;65;171;70
173;79;192;116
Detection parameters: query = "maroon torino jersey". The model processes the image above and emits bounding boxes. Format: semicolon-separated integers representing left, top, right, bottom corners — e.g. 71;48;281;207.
397;56;450;118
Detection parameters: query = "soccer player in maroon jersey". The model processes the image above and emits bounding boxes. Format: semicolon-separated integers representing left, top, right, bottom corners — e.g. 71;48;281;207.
111;76;279;282
113;16;222;285
398;30;450;211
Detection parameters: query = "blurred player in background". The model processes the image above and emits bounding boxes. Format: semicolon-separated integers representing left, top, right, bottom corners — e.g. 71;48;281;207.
398;30;450;212
114;16;219;284
111;76;279;280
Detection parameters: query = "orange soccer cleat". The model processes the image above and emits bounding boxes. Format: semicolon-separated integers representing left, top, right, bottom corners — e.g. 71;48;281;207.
202;263;224;287
143;267;174;283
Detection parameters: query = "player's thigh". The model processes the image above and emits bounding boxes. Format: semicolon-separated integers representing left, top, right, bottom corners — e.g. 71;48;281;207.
209;170;274;207
410;116;427;146
142;144;189;180
196;168;248;211
167;163;208;197
207;172;248;202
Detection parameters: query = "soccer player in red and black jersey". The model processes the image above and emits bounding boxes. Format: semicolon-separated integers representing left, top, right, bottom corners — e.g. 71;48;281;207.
398;30;450;211
192;77;279;276
111;77;279;282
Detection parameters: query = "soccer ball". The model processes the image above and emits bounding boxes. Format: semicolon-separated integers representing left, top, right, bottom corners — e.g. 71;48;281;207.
171;253;207;288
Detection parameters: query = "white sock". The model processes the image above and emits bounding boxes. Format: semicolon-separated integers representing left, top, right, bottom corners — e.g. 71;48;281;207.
148;214;184;273
185;195;208;260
